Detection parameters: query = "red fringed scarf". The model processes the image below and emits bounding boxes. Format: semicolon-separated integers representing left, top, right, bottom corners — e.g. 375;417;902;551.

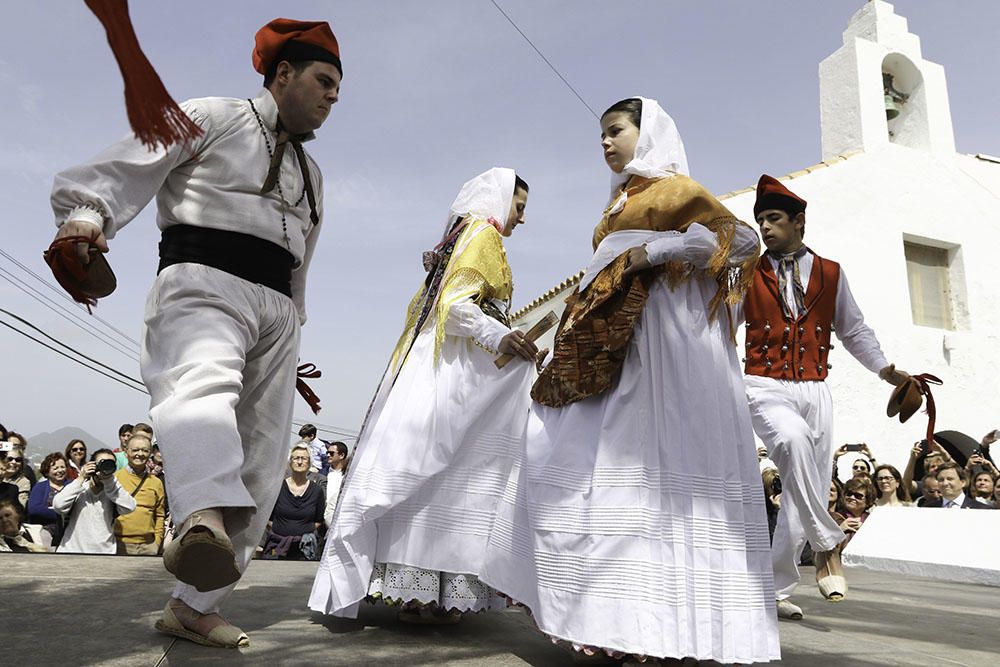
85;0;203;150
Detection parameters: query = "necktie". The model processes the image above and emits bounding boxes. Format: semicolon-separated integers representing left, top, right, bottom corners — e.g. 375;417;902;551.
772;248;808;318
260;121;320;226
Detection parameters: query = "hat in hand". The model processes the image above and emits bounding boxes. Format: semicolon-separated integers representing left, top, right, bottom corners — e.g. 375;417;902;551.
43;236;117;310
887;376;922;423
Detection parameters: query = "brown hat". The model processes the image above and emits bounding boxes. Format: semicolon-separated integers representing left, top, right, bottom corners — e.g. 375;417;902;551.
887;377;922;423
253;18;341;77
754;174;807;218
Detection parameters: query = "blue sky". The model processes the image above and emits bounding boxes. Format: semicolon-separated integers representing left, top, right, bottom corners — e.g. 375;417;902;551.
1;1;997;448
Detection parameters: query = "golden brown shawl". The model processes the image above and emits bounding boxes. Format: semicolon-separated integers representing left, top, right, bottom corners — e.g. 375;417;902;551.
531;175;757;408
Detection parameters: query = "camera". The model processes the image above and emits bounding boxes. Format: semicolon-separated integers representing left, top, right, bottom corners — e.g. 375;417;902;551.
844;443;864;452
772;475;782;495
95;459;117;475
0;441;14;453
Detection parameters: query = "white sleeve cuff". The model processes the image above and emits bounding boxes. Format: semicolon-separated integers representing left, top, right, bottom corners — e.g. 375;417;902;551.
63;205;106;231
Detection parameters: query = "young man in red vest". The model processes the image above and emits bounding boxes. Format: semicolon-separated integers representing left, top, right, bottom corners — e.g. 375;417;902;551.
740;175;909;620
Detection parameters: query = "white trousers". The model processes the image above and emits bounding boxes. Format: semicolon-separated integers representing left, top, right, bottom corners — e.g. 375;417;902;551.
744;375;845;599
141;263;300;614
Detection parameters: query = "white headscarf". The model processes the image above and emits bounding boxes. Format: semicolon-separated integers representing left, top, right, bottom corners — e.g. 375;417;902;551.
606;97;689;211
443;167;516;240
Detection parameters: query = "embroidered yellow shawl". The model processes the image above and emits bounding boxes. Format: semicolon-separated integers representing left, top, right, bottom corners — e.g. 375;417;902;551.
389;219;513;372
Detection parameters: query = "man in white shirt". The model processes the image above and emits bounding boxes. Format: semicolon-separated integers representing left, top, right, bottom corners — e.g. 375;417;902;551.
48;18;343;648
738;175;910;620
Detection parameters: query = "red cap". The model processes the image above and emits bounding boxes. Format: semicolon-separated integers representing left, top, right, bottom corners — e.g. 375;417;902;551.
754;174;807;218
253;18;341;77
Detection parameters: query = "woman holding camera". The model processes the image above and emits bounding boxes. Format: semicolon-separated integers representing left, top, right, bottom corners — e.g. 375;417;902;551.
54;449;136;554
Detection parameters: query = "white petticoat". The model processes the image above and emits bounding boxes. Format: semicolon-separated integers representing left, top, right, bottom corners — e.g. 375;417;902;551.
480;273;781;664
309;322;535;617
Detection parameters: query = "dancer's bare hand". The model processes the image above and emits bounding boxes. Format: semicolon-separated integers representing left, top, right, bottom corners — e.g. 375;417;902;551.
878;364;909;386
54;220;109;264
499;330;537;361
622;245;651;277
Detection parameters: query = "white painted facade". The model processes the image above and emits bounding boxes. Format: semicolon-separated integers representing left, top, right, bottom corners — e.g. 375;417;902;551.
513;2;1000;476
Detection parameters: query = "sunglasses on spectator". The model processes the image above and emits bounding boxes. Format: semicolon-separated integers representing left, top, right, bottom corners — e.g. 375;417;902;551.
70;447;86;452
852;464;868;470
845;491;866;500
7;456;24;463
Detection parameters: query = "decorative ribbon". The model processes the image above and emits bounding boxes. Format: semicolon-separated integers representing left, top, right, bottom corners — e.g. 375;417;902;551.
913;373;943;446
296;362;322;414
260;122;320;226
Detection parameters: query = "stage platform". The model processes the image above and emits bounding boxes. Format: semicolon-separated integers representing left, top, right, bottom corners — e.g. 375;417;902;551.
2;553;996;666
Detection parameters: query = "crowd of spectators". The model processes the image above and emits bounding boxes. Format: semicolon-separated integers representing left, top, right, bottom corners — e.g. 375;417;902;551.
1;420;351;560
759;429;998;601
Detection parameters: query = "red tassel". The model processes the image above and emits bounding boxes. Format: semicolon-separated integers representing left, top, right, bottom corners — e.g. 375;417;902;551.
85;0;203;151
296;362;323;415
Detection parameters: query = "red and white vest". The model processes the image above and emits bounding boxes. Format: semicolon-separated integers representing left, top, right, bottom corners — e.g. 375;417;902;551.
743;250;840;382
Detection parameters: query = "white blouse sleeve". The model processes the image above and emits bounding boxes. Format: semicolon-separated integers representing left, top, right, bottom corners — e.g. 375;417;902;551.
833;270;889;374
444;297;512;353
645;222;759;268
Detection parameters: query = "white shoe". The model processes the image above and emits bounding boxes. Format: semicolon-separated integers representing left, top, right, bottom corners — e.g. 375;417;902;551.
776;599;803;620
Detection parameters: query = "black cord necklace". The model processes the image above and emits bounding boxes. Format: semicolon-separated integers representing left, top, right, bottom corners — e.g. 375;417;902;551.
248;98;306;249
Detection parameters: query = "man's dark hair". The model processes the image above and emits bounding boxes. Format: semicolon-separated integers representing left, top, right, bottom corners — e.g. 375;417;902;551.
264;59;311;88
936;461;967;482
133;422;153;436
601;97;642;129
90;448;115;462
328;441;348;458
514;174;529;194
0;422;7;440
299;424;318;439
118;423;134;438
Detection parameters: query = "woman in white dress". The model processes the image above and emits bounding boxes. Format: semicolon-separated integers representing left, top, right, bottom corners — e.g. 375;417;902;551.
480;98;781;663
310;168;538;621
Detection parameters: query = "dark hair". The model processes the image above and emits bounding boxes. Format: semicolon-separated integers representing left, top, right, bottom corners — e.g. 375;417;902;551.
873;464;911;502
839;477;874;513
601;98;642;129
328;441;348;458
40;452;67;479
0;497;25;523
299;424;318;439
90;448;116;461
969;469;996;499
118;423;134;438
513;174;529;194
7;431;26;448
852;457;872;474
0;422;7;440
936;461;967;482
64;439;87;461
264;59;311;88
133;423;153;437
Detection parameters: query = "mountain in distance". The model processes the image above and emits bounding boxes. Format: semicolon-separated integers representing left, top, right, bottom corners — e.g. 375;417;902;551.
24;427;114;465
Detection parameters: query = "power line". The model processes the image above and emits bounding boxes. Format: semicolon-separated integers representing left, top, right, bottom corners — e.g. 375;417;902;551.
489;0;599;119
0;269;141;362
0;316;148;396
0;307;146;389
0;247;140;348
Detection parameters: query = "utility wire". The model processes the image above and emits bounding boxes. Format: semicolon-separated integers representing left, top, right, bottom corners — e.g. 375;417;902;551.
489;0;599;119
0;307;146;389
0;318;148;395
0;269;141;362
0;247;140;348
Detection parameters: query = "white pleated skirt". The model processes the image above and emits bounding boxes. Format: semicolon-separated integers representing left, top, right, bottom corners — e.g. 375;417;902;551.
480;274;781;663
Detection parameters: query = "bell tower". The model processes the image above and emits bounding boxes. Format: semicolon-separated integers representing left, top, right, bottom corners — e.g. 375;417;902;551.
819;1;955;159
